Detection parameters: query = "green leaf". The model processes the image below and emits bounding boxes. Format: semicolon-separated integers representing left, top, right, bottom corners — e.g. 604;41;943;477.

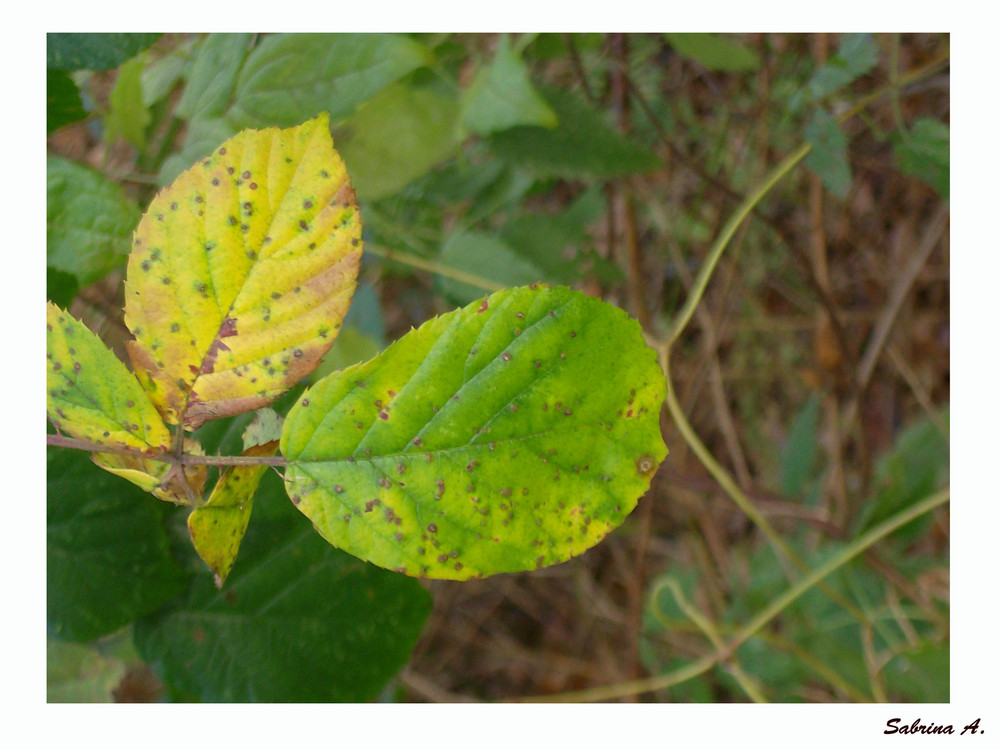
124;114;362;429
134;473;433;702
334;82;462;201
47;33;161;71
497;186;604;282
856;407;949;544
228;33;433;128
47;447;188;643
805;33;879;102
140;40;193;108
106;56;151;150
47;640;126;702
437;230;546;304
156;34;254;185
47;156;141;285
281;284;667;580
176;34;253;121
779;392;822;497
804;108;851;197
47;69;87;134
893;118;949;200
462;35;558;135
488;85;661;178
665;33;760;73
47;302;171;453
883;641;949;702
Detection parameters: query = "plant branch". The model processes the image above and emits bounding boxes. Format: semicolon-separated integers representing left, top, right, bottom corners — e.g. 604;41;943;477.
46;433;287;467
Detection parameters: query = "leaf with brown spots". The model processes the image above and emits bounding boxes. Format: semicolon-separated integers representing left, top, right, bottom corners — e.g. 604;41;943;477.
46;301;170;453
124;114;362;429
187;409;283;586
281;285;667;580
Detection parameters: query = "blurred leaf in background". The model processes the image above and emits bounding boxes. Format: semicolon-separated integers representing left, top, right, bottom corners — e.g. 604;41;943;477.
665;33;760;73
489;84;661;178
462;34;558;135
856;407;949;546
893;118;950;201
105;56;151;150
47;33;161;72
47;448;188;644
335;81;462;201
47;640;126;702
779;392;823;499
47;156;141;286
47;70;87;134
804;108;851;196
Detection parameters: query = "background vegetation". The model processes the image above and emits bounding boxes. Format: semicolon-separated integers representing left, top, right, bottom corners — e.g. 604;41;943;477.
47;32;949;702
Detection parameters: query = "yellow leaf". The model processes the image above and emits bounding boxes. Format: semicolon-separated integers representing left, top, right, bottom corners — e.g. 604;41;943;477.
188;440;278;586
124;114;362;429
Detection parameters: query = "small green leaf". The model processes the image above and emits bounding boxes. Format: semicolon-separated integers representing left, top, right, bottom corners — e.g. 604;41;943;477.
124;114;362;429
106;56;151;150
242;406;284;447
856;407;949;545
140;40;193;108
893;118;949;200
47;640;126;702
47;302;171;453
334;82;462;201
805;33;879;102
47;447;188;643
488;85;661;178
281;284;667;580
498;186;604;282
665;33;760;73
176;34;253;121
437;230;546;304
47;33;161;71
804;108;851;197
779;393;822;498
883;641;949;702
47;156;141;285
462;35;558;135
228;33;433;128
134;474;433;702
47;69;87;134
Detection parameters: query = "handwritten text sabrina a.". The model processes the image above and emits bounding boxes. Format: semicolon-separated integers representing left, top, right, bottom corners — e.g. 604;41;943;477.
885;718;984;735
